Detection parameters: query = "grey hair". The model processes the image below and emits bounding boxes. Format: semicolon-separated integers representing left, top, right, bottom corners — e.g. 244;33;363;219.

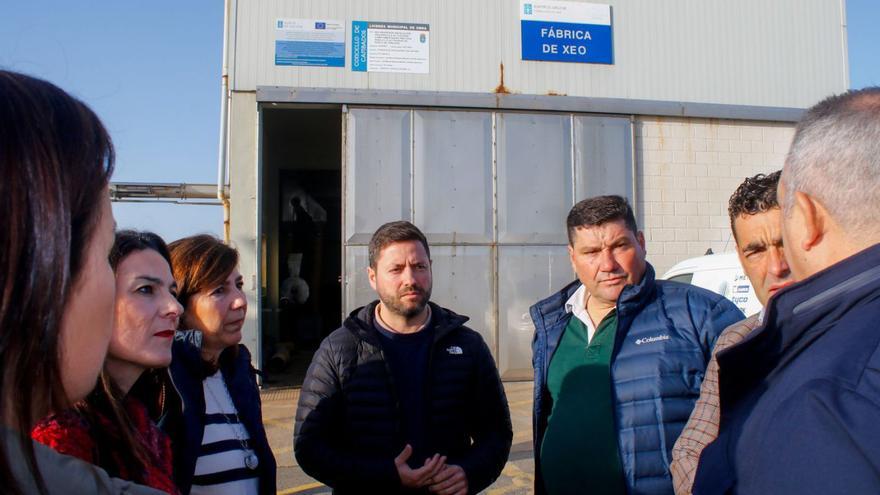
782;87;880;240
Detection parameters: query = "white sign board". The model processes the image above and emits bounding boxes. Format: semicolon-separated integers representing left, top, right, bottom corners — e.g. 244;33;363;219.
351;21;430;74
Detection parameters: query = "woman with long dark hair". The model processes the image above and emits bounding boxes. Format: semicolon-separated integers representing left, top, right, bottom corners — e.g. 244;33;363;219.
32;230;183;493
164;235;276;495
0;70;161;494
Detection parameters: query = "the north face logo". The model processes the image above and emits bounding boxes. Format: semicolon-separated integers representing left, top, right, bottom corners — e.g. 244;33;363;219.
635;334;671;345
446;346;463;355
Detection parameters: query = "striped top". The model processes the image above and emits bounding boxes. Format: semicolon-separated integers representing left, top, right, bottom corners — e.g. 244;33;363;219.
190;371;259;495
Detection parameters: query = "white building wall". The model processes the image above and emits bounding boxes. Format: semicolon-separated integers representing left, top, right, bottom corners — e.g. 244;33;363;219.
227;92;261;364
231;0;847;108
635;117;795;275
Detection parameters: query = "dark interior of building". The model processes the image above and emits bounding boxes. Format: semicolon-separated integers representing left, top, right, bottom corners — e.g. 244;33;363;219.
261;106;342;387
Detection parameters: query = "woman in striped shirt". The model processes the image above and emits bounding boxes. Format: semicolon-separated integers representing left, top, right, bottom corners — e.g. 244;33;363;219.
163;235;276;495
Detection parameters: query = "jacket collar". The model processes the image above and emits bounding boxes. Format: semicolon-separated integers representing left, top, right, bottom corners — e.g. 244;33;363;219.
531;262;657;332
343;300;469;345
719;243;880;395
173;329;204;370
617;263;657;316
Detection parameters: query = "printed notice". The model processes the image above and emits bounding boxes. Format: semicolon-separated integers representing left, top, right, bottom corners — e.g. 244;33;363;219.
351;21;430;74
275;18;345;67
520;1;613;64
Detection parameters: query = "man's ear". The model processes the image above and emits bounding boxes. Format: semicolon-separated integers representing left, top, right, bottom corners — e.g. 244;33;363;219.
636;231;646;252
568;244;579;275
368;266;377;291
794;191;825;252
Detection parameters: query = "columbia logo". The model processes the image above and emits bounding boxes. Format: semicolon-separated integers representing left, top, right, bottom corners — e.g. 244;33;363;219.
446;346;463;355
524;4;533;15
635;334;671;345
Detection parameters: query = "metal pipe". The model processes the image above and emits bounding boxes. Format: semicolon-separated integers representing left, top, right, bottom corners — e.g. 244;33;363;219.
218;0;232;242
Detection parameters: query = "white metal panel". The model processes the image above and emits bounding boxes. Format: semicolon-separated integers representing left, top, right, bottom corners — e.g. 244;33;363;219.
344;108;412;243
496;112;572;244
233;0;502;95
343;245;373;313
232;0;847;108
574;115;633;201
497;246;573;379
429;245;496;350
413;110;493;243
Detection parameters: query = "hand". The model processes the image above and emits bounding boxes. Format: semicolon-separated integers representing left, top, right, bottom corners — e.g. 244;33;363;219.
428;464;468;495
394;444;447;489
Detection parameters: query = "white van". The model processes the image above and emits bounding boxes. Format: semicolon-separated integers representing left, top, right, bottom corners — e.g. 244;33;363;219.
660;252;762;316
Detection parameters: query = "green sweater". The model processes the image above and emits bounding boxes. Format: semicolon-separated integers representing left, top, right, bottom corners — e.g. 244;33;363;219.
540;312;626;495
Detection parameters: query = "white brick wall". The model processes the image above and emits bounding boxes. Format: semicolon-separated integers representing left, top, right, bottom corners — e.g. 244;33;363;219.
635;117;795;275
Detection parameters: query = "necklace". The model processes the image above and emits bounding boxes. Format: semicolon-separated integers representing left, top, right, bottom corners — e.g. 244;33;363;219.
204;373;260;470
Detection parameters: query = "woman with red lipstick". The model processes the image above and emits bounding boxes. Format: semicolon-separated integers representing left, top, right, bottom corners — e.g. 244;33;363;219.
32;230;183;494
164;235;276;495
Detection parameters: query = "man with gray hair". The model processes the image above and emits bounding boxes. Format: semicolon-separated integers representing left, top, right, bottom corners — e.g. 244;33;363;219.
693;87;880;494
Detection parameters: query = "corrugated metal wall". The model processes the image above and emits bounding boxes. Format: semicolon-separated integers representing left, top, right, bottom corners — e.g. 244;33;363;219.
231;0;847;108
341;107;633;378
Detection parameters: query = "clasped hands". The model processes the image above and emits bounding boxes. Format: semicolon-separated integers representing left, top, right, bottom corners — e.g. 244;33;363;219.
394;444;468;495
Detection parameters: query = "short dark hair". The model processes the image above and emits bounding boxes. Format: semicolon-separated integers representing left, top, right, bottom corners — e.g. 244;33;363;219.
109;230;172;272
728;171;781;240
567;195;638;245
368;221;430;268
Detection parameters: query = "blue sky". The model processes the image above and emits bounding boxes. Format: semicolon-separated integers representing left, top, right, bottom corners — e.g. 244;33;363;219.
1;1;878;242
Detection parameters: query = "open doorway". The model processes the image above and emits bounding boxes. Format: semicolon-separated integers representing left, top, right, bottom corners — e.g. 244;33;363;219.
261;106;342;388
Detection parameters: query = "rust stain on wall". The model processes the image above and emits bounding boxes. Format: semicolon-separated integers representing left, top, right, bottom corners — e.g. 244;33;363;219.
493;63;511;94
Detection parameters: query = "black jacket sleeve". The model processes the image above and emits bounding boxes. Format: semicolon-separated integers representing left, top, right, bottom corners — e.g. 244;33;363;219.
456;337;513;493
293;335;401;491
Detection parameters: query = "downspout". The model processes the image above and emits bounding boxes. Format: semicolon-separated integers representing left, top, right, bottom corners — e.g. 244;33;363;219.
217;0;232;242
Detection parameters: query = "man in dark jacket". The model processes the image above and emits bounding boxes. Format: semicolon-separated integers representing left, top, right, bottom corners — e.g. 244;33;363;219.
531;195;744;495
671;171;795;495
294;221;512;494
693;88;880;494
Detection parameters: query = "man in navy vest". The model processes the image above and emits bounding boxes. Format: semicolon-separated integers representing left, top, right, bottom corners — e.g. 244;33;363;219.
531;195;744;495
694;88;880;494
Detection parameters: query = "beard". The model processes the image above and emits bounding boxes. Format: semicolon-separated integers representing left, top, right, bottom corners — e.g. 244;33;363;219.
378;284;432;319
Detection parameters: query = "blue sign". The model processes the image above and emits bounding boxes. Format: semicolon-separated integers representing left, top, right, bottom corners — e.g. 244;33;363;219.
275;41;345;67
351;21;368;72
520;1;613;65
521;20;613;64
274;19;345;67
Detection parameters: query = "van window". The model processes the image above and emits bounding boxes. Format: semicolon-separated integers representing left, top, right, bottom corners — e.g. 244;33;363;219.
667;273;694;285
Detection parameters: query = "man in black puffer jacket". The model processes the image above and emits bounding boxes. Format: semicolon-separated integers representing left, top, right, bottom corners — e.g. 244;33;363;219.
294;221;512;494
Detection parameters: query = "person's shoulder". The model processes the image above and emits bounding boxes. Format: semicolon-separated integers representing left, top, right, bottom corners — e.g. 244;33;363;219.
31;410;94;461
714;313;761;352
325;324;361;345
448;323;488;347
656;279;739;312
656;279;726;302
32;409;90;436
531;280;581;315
311;325;364;362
